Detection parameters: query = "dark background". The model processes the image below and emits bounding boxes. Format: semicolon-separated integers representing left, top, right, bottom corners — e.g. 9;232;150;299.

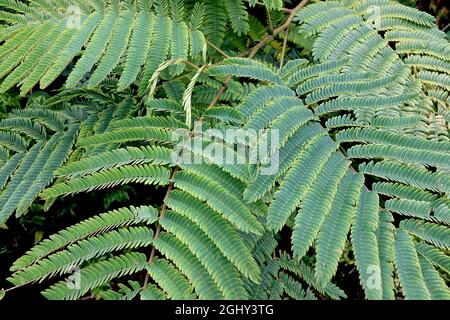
0;0;448;301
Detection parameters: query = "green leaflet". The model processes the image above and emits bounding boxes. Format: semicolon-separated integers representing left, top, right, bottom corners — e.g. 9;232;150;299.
55;145;174;178
169;20;189;76
88;10;134;87
223;0;249;35
376;210;396;300
0;140;47;223
174;170;264;235
244;122;325;203
0;117;46;141
8;227;153;286
351;190;382;300
385;198;435;222
210;59;284;85
76;127;174;147
40;164;171;199
0;21;65;93
117;11;154;91
0;131;28;152
267;135;339;232
41;252;148;300
292;155;351;258
238;85;295;119
359;160;450;194
245;97;303;130
40;13;102;89
279;253;346;300
286;59;348;86
19;27;76;95
141;284;167;300
263;0;283;10
415;243;450;275
269;106;314;147
0;25;35;59
347;143;450;169
153;232;224;299
394;229;431;300
190;29;205;58
146;259;195;300
109;116;186;130
0;152;23;189
400;219;450;250
202;0;227;46
0;3;206;93
160;211;249;299
10;205;157;271
315;173;364;287
65;9;118;88
16;124;79;217
418;256;450;300
101;280;143;300
372;182;437;202
138;14;172;96
165;190;260;281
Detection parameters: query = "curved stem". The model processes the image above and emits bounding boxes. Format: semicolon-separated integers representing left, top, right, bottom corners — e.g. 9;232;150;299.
244;0;292;13
279;27;290;69
206;39;230;58
143;171;177;288
247;0;309;58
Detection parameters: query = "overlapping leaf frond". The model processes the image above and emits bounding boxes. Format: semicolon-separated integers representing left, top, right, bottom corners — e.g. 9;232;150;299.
289;0;450;299
5;105;266;300
0;107;80;223
1;0;449;301
0;89;141;223
209;18;449;297
7;204;157;299
292;0;450;141
0;0;206;94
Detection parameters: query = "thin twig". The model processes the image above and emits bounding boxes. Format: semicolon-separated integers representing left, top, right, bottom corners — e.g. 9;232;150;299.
247;0;309;58
143;173;177;288
266;7;274;34
244;0;292;13
206;39;230;58
279;27;290;69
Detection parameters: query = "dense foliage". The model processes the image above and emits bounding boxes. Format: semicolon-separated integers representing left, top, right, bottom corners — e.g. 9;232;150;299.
0;0;449;300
